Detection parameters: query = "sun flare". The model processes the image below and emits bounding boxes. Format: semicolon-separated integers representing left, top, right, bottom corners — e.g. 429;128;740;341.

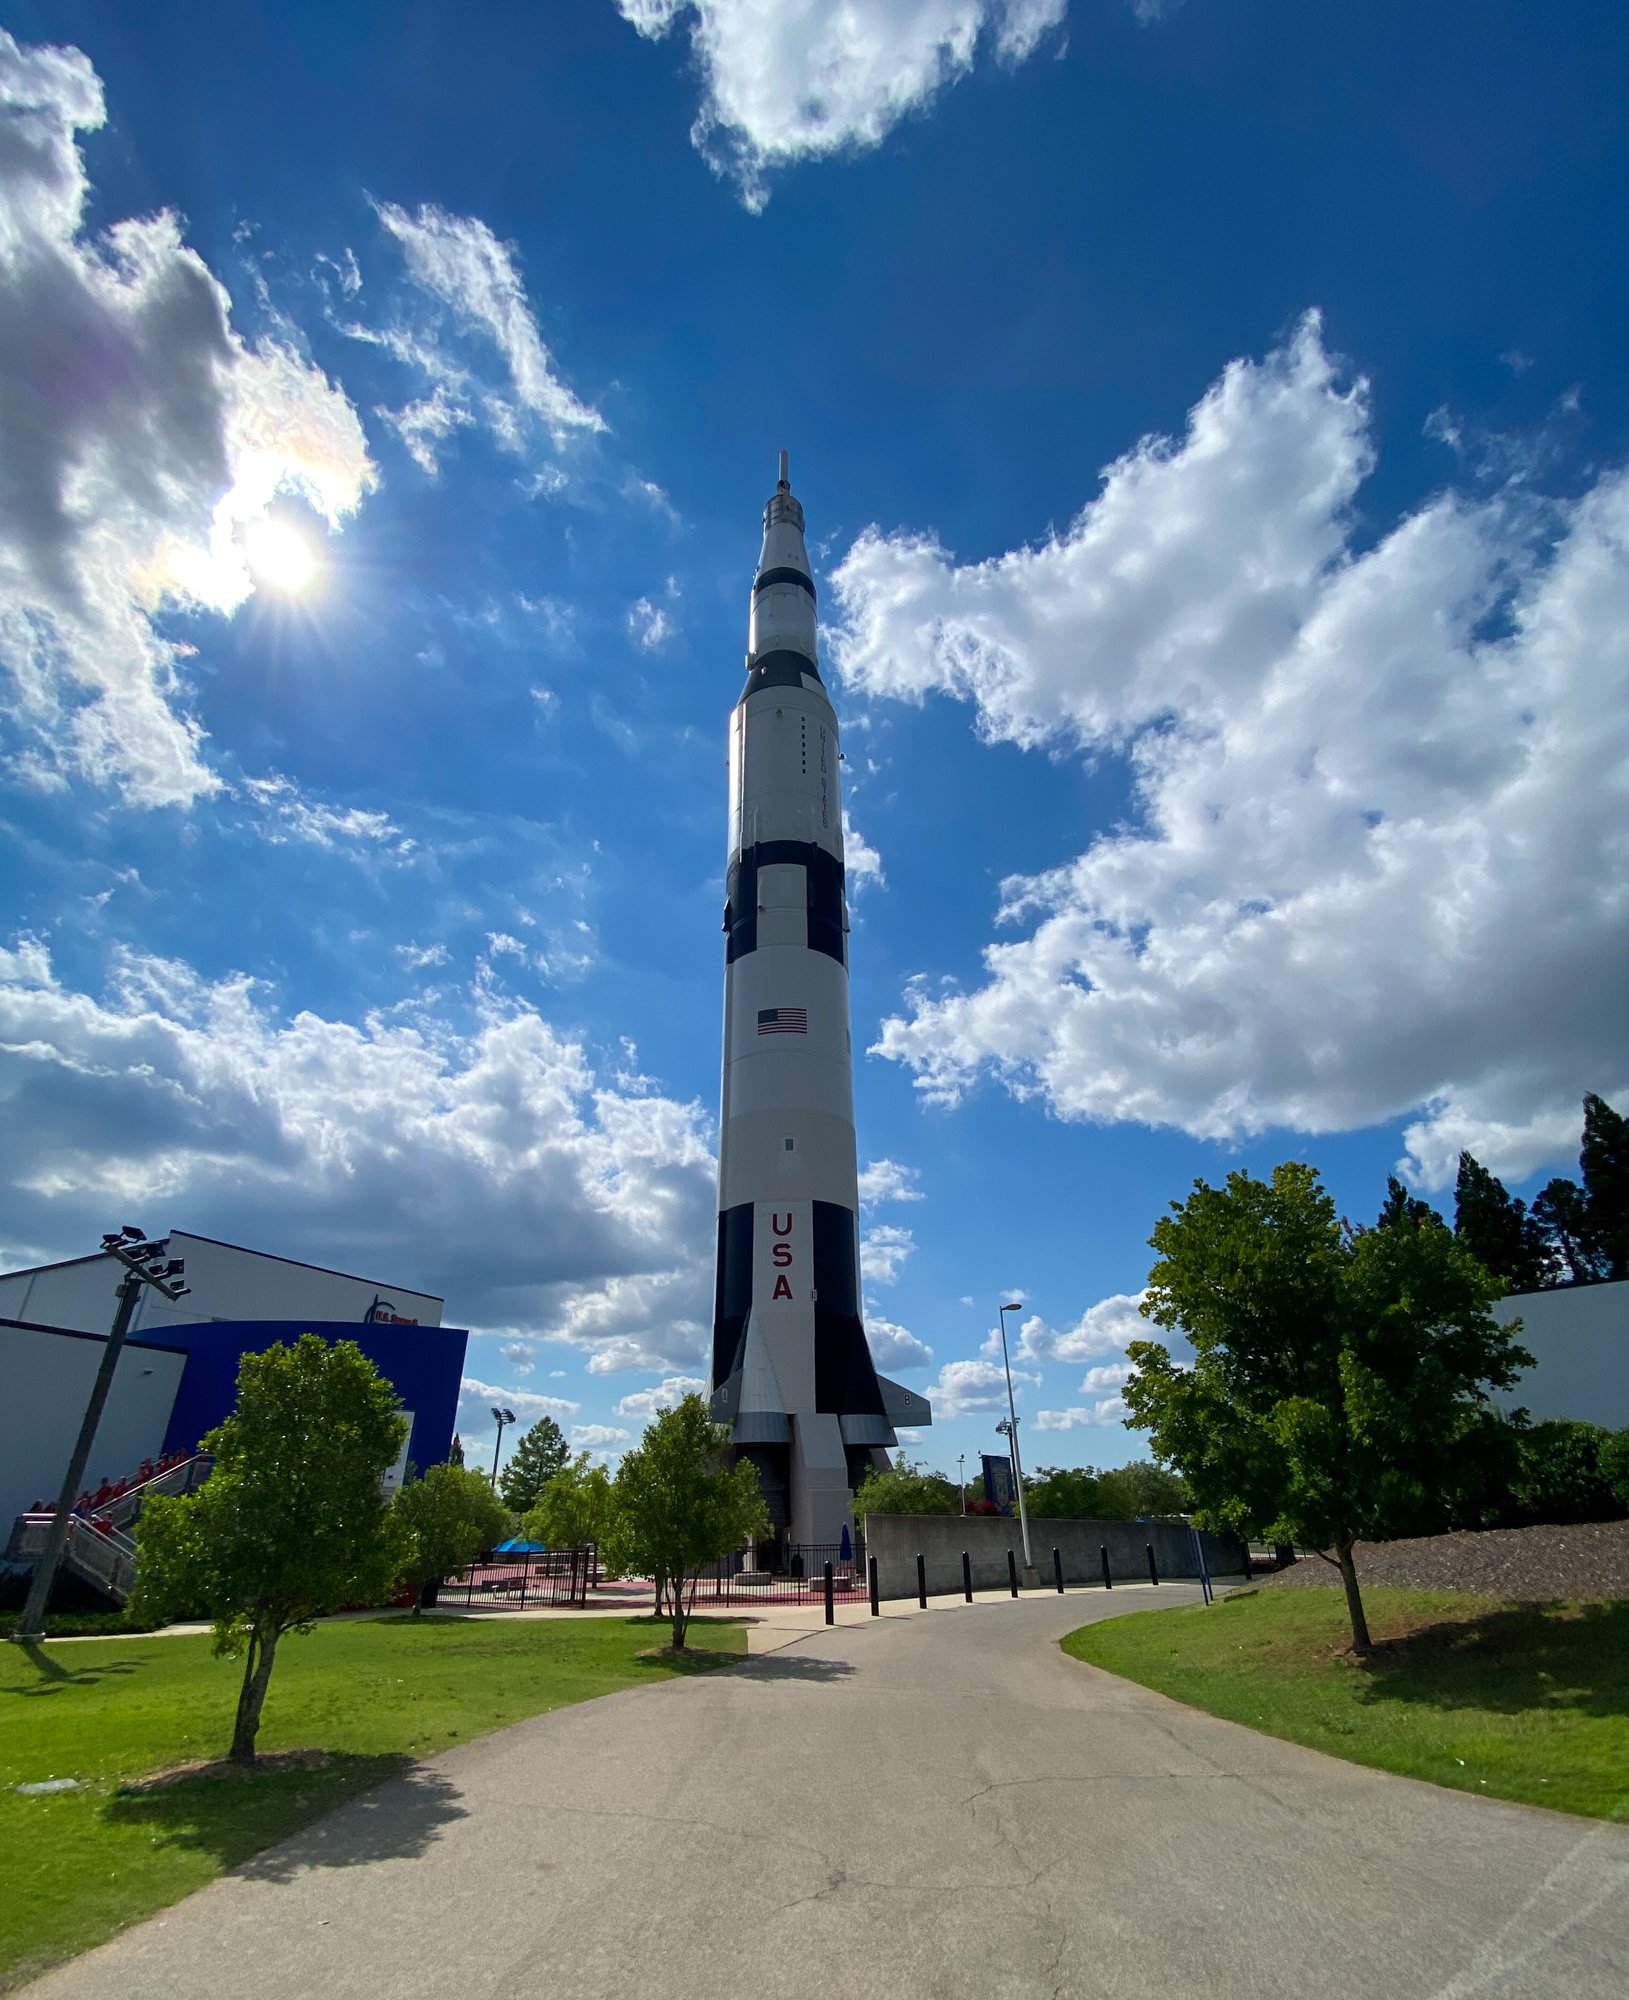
243;518;317;594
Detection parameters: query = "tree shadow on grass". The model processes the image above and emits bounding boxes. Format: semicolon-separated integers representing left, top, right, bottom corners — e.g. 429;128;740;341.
1354;1600;1629;1721
1;1639;146;1692
104;1754;468;1879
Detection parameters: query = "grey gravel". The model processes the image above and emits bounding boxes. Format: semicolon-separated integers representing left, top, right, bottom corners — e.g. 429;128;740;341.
1256;1518;1629;1600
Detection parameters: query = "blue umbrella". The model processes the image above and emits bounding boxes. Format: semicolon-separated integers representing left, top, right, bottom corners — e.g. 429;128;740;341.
494;1537;547;1553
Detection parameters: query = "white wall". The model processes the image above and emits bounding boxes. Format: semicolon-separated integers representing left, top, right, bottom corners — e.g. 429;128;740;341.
1491;1280;1629;1430
0;1323;186;1534
0;1231;443;1336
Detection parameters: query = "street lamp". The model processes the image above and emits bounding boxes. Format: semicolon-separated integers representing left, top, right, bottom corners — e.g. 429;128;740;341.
957;1453;966;1515
490;1406;516;1488
997;1300;1035;1582
17;1229;190;1642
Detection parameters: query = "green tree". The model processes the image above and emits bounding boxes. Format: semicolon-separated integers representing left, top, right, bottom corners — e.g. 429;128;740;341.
1507;1420;1623;1526
498;1414;570;1512
448;1433;466;1468
1095;1460;1193;1519
1580;1092;1629;1280
393;1461;509;1612
520;1452;614;1551
133;1335;406;1763
1454;1152;1552;1293
1124;1163;1530;1653
851;1452;958;1520
600;1396;767;1650
1023;1465;1105;1518
1531;1178;1606;1285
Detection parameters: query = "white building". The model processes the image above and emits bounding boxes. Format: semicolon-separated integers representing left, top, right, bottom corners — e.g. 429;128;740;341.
0;1231;443;1338
1491;1279;1629;1430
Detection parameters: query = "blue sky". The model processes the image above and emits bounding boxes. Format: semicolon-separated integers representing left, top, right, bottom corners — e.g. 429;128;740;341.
2;2;1626;1477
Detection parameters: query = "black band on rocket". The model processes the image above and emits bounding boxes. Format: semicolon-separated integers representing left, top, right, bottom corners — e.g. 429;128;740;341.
753;566;817;600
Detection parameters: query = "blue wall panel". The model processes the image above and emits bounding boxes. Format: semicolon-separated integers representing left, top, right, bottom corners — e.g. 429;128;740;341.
137;1321;467;1472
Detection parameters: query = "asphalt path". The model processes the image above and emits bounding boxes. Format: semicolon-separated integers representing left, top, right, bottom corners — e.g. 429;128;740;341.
28;1585;1629;1999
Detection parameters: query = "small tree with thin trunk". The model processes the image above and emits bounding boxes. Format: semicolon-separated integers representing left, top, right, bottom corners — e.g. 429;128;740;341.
520;1452;614;1553
1124;1163;1530;1653
133;1334;406;1763
601;1396;767;1651
393;1461;509;1612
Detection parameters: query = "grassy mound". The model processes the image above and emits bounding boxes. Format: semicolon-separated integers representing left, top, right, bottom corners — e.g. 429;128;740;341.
1064;1586;1629;1821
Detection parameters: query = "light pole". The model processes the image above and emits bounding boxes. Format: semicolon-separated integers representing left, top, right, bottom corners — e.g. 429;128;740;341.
490;1406;516;1489
997;1300;1035;1581
18;1229;190;1642
957;1453;966;1515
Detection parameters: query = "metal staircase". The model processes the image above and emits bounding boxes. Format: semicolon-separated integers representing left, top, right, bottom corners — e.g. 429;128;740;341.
6;1453;212;1607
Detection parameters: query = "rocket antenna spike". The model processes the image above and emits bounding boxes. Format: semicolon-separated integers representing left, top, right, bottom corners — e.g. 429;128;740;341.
777;448;789;491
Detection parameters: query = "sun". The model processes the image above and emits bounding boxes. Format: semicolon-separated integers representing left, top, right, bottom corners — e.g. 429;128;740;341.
243;517;317;594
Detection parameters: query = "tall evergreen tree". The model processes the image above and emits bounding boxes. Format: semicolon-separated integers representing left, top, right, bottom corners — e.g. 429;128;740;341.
1532;1177;1607;1285
448;1433;466;1467
498;1414;570;1512
1580;1092;1629;1280
1453;1152;1551;1293
1378;1174;1441;1231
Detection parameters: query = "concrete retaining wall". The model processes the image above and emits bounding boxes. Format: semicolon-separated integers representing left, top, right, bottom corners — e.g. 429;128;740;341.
862;1512;1247;1600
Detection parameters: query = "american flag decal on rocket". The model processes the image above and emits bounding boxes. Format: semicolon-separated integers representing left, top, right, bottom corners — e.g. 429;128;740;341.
757;1006;808;1035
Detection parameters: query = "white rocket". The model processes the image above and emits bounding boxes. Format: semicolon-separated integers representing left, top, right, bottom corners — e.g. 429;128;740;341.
709;454;930;1551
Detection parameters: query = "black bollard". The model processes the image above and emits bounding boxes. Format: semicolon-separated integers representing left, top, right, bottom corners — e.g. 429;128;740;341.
962;1550;973;1602
1053;1546;1065;1593
823;1560;834;1625
916;1552;928;1609
1007;1548;1019;1597
1146;1542;1160;1586
868;1553;880;1617
1100;1544;1112;1590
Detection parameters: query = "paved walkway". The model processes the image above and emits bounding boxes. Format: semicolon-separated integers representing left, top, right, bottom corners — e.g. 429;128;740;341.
28;1586;1629;1999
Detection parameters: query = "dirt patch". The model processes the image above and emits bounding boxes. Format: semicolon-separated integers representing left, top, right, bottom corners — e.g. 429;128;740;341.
117;1749;334;1793
1253;1519;1629;1601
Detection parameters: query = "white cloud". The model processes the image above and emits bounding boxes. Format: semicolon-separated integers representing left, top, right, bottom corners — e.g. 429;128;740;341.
0;939;718;1372
1017;1292;1145;1366
572;1423;631;1451
459;1377;580;1421
241;774;404;850
1034;1399;1131;1431
842;809;885;890
862;1223;916;1285
627;595;675;650
864;1313;933;1371
0;31;374;805
834;312;1629;1188
498;1340;536;1374
929;1355;1036;1417
1079;1360;1133;1393
617;0;1068;212
857;1156;924;1206
614;1374;706;1422
396;942;451;971
374;202;604;446
378;381;473;475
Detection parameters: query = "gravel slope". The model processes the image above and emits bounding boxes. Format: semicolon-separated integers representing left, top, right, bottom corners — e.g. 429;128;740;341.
1254;1519;1629;1600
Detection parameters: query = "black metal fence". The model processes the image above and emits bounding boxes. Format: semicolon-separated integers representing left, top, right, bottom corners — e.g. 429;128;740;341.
442;1548;594;1610
694;1541;868;1606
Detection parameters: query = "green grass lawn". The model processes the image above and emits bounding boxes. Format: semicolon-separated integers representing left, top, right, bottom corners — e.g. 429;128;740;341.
0;1613;744;1991
1064;1587;1629;1822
